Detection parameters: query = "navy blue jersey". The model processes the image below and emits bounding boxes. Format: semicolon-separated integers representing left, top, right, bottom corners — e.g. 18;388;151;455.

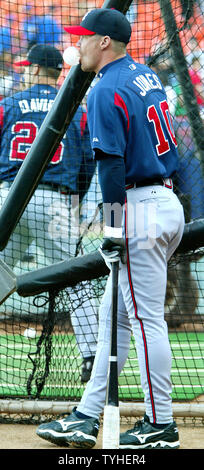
87;55;178;184
0;84;92;193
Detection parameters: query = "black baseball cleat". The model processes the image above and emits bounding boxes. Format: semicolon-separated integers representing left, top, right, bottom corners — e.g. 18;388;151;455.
81;356;95;383
119;414;180;449
36;407;99;448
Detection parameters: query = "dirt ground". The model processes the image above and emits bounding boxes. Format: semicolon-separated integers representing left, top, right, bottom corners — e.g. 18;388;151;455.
0;421;203;450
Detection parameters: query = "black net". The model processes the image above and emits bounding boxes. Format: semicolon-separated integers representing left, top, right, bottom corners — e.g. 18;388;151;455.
0;1;203;419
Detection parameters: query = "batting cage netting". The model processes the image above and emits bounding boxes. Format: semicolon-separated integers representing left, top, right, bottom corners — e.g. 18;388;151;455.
0;0;203;424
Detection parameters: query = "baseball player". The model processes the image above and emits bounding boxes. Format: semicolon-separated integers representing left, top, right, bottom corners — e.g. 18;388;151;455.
0;44;98;382
36;10;185;449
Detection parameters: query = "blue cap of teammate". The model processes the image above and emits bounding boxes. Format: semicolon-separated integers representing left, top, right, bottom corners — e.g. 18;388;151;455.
64;8;131;45
14;44;63;70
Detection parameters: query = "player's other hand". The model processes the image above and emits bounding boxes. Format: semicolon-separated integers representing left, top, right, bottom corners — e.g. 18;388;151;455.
99;237;127;265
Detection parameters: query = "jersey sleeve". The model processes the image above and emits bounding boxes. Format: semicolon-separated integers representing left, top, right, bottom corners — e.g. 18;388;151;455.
87;86;129;158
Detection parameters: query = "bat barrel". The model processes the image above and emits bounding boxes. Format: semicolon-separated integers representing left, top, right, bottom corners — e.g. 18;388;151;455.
103;260;120;449
107;260;119;406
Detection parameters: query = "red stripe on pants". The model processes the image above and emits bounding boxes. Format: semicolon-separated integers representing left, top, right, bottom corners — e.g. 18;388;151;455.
124;197;156;424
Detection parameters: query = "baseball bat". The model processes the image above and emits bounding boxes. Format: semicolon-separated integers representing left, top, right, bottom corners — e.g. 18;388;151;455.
102;259;120;449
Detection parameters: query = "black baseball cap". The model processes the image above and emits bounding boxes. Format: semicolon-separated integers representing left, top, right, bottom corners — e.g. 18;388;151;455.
14;44;63;70
64;8;131;45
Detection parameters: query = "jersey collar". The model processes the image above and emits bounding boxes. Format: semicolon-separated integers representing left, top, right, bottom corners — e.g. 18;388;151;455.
97;55;128;79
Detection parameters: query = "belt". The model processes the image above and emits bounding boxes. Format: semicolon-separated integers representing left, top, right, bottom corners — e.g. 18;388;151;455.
37;183;70;195
125;177;173;190
0;180;71;195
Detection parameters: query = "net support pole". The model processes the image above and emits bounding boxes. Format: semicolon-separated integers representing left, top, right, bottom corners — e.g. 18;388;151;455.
158;0;204;177
0;400;203;418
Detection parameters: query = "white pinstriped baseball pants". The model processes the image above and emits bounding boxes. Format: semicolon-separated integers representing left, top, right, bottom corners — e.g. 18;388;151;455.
77;185;184;423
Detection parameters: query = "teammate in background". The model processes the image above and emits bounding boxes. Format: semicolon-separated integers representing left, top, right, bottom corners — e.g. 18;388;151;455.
36;10;184;449
0;44;97;383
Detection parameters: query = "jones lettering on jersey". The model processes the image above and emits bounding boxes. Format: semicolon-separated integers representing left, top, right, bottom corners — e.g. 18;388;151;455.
133;73;162;96
19;98;54;114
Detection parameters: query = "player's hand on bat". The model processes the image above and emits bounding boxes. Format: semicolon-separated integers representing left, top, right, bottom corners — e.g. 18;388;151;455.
99;237;127;265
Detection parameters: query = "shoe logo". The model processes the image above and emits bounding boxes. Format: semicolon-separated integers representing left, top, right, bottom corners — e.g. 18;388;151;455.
131;429;163;444
56;419;85;431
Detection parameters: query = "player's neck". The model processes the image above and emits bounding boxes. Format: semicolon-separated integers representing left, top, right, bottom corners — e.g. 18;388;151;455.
95;52;126;74
33;77;58;87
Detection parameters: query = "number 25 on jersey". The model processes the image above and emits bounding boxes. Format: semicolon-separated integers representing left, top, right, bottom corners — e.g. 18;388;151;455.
9;121;64;164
